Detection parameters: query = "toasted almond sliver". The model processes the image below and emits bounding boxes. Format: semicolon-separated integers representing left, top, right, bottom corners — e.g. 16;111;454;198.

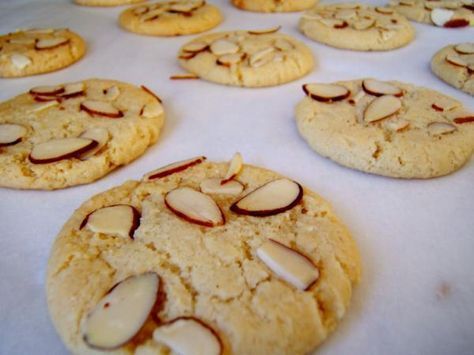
81;204;140;238
222;152;243;183
375;7;394;14
364;95;402;123
362;79;403;97
10;53;31;69
141;103;164;118
170;73;199;80
303;83;350;102
248;26;281;35
427;122;457;135
0;124;27;146
79;127;110;160
144;156;206;181
353;18;375;30
210;39;239;56
8;38;36;45
104;86;120;100
35;37;69;50
454;43;474;55
182;41;209;53
200;178;244;195
274;38;293;51
217;53;244;66
31;100;59;113
445;53;468;67
385;118;410;132
249;47;275;68
80;100;123;118
29;138;97;164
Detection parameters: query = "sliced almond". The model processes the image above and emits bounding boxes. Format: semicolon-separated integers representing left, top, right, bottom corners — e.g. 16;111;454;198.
353;18;375;30
445;53;468;67
348;90;366;105
210;39;239;56
364;95;402;123
454;43;474;54
141;85;162;103
168;1;201;13
335;9;357;20
428;122;457;135
319;18;347;28
248;26;281;35
431;97;460;112
153;317;222;355
141;103;164;118
61;82;85;99
24;28;55;34
399;0;415;6
274;38;293;51
32;95;59;103
221;152;243;184
10;53;31;69
141;8;165;21
79;127;109;159
83;273;161;350
385;118;410;132
80;204;140;239
80;100;124;119
29;137;97;164
0;124;27;147
170;73;199;80
257;239;319;291
453;116;474;124
431;8;454;26
230;179;303;217
182;41;209;53
30;85;64;96
144;156;206;180
133;5;149;15
103;86;120;100
216;53;244;66
249;47;274;68
165;187;225;227
30;100;59;112
303;83;350;102
200;178;244;195
362;79;403;97
375;7;394;14
35;37;69;50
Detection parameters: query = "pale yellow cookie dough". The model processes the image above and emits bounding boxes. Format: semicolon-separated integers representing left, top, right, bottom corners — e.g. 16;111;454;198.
299;3;415;51
0;28;86;78
75;0;146;6
46;158;361;354
0;79;164;190
178;29;315;87
232;0;318;13
295;79;474;178
431;43;474;96
119;0;222;36
389;0;474;27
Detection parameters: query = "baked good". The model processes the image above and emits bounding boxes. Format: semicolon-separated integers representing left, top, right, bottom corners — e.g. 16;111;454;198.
46;154;361;354
231;0;318;13
295;79;474;178
0;79;164;189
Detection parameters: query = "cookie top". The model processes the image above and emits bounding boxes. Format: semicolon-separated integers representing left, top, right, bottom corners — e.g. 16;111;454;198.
74;0;146;6
178;28;315;87
119;0;222;36
389;0;474;27
295;79;474;178
46;155;361;354
0;28;86;78
431;42;474;95
0;79;164;190
231;0;318;13
299;3;415;51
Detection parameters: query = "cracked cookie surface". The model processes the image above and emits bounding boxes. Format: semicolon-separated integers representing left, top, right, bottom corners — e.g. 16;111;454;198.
299;3;415;51
119;0;222;36
46;159;361;354
0;28;85;78
231;0;318;12
295;79;474;178
0;79;164;190
431;43;474;95
178;29;315;87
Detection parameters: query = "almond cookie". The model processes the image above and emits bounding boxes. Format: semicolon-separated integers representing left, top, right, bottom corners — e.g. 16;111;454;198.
389;0;474;27
74;0;145;6
178;27;315;87
299;3;415;51
46;154;361;355
295;79;474;178
231;0;318;13
0;79;164;190
431;42;474;95
119;0;222;36
0;28;85;78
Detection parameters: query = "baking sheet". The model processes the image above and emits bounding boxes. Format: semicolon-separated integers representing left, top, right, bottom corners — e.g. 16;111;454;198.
0;0;473;354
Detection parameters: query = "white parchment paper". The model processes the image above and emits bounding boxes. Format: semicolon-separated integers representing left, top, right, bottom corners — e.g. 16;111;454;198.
0;0;473;354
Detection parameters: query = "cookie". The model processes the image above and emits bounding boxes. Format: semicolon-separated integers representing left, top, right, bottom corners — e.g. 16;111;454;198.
46;154;361;354
295;79;474;178
0;79;164;190
119;0;222;36
0;28;86;78
389;0;474;27
74;0;145;6
178;27;315;87
231;0;318;13
299;3;415;51
431;42;474;95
